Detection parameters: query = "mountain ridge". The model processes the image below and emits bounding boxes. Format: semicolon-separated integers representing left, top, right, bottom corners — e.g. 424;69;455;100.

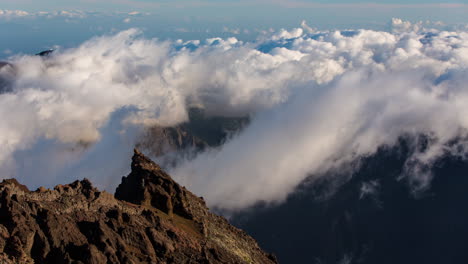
0;149;276;264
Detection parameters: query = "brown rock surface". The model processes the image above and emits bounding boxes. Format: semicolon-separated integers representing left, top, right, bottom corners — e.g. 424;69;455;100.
0;149;277;264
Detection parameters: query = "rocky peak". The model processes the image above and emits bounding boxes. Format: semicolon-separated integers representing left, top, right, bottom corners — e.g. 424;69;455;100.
0;179;29;193
115;149;205;220
0;150;277;264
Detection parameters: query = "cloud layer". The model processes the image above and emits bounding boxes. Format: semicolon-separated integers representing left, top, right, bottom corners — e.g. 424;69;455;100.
1;20;468;210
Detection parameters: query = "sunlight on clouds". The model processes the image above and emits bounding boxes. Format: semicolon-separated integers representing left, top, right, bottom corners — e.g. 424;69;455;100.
1;19;468;210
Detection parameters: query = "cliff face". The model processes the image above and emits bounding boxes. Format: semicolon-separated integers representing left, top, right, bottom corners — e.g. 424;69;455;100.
136;108;249;162
0;150;276;264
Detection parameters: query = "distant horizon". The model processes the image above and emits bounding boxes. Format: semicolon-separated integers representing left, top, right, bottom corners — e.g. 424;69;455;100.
2;0;468;11
0;7;467;58
1;0;467;56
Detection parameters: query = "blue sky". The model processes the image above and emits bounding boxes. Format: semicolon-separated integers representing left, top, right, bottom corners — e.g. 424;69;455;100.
1;0;467;11
1;0;467;13
0;0;467;56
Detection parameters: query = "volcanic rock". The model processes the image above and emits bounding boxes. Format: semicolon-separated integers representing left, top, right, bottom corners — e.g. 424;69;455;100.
0;149;276;264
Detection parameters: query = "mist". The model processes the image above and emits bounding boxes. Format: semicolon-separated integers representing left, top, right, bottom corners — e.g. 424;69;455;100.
1;19;468;210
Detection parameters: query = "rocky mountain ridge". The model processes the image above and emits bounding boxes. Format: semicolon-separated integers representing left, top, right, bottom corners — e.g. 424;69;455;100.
0;149;276;264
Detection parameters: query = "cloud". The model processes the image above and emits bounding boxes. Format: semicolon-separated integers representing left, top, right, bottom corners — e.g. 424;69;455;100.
0;9;90;19
301;20;315;34
0;9;148;20
50;10;87;18
222;26;241;35
169;21;468;209
1;19;468;211
360;180;380;200
0;9;29;19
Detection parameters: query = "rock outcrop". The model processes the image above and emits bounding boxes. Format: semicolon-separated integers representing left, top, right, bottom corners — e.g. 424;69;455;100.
0;149;277;264
136;108;249;162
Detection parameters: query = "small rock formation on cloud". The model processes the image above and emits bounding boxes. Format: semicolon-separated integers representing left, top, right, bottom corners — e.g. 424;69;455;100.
0;149;276;264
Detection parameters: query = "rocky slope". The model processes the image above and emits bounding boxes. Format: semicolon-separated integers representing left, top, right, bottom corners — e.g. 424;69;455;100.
0;149;276;264
136;108;248;162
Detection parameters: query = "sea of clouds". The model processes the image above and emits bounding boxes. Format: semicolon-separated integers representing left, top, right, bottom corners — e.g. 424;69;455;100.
0;19;467;210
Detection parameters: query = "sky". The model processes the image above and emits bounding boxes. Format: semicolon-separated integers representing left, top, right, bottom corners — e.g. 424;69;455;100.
1;0;468;56
1;0;467;10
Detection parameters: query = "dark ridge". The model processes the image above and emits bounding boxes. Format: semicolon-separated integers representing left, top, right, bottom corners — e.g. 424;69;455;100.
136;107;249;166
0;61;15;93
231;136;468;264
35;49;54;57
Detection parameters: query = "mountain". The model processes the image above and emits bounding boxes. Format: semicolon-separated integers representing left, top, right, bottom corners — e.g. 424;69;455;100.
131;113;468;264
0;149;276;264
230;137;468;264
0;61;14;93
136;108;248;165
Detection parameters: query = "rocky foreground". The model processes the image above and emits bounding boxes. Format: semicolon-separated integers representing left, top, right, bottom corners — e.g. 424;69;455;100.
0;149;277;264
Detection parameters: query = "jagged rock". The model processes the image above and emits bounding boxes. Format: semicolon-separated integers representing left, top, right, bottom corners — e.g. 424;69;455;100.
0;149;276;264
116;149;202;219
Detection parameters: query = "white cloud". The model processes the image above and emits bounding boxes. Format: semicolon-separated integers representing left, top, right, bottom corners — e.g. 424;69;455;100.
123;18;131;23
0;9;89;19
0;9;29;19
54;10;87;18
1;20;468;211
272;28;303;40
301;20;315;34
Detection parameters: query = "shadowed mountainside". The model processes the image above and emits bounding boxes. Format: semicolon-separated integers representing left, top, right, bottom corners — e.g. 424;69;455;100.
136;108;249;166
133;113;468;264
231;137;468;264
0;61;14;93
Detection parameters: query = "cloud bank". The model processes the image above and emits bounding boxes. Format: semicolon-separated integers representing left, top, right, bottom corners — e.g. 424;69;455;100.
1;20;468;210
0;9;151;20
0;9;29;19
